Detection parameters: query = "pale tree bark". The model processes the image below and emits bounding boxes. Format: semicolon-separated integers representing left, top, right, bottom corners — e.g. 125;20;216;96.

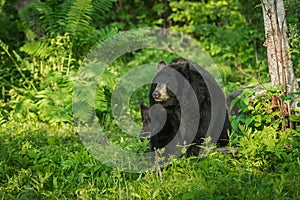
261;0;298;95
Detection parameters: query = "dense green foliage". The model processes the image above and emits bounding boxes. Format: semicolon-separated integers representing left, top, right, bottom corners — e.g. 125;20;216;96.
0;0;299;199
0;121;299;199
0;0;299;124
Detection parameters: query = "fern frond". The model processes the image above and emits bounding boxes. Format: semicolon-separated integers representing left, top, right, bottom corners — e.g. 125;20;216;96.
93;26;119;43
66;0;94;35
36;73;73;124
72;100;94;123
19;1;52;31
20;40;53;59
0;39;8;52
93;0;116;16
73;81;97;107
0;39;35;90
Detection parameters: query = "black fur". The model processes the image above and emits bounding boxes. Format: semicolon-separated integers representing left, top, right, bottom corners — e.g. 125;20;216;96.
142;58;231;157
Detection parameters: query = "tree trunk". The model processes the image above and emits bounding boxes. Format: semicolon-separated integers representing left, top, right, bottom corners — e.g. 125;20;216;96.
261;0;297;95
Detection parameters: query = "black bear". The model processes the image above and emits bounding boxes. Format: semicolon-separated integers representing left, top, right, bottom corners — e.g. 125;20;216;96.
141;58;231;157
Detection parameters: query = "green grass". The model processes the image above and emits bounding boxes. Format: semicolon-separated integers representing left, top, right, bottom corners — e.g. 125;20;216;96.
0;121;299;199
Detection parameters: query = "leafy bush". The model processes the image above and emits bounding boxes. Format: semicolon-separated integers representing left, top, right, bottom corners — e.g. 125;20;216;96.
229;86;300;170
0;0;117;125
230;86;300;131
236;126;300;171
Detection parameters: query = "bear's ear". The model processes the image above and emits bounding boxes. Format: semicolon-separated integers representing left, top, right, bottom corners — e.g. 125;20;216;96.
181;60;191;70
157;61;166;72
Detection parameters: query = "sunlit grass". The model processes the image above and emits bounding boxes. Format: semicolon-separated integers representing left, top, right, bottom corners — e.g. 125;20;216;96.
0;121;299;199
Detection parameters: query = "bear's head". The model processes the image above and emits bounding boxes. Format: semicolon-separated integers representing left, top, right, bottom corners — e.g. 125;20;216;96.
151;61;171;103
151;59;193;106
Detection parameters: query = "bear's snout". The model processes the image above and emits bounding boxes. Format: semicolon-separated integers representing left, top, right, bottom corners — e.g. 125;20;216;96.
152;91;161;100
152;83;170;102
